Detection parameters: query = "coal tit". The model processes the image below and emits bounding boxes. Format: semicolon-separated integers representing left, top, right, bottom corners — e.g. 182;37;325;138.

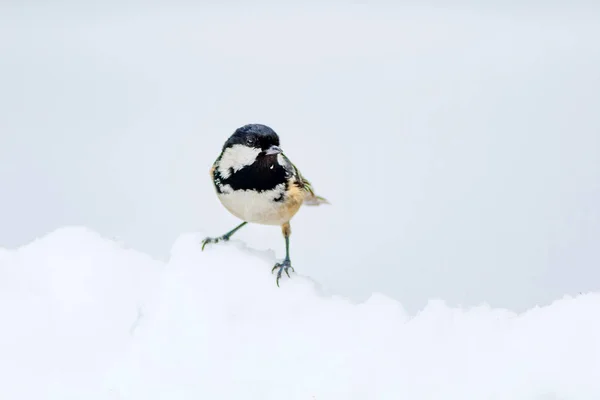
201;123;328;286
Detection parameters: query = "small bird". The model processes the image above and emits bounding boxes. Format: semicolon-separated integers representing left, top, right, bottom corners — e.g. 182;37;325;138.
201;123;328;286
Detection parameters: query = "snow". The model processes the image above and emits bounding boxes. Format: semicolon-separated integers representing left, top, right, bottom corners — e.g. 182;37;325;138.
1;228;600;399
0;227;163;399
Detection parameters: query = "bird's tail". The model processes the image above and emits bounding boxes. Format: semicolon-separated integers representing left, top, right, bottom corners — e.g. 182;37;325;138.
288;158;330;206
303;193;330;206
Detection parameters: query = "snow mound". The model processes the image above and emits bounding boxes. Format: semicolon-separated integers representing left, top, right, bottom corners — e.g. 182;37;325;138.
0;227;163;399
1;228;600;399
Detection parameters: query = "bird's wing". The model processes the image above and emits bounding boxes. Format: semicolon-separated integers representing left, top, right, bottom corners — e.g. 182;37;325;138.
280;153;329;206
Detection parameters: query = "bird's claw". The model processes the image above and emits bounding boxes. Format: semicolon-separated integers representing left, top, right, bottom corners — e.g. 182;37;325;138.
271;259;294;287
201;235;229;251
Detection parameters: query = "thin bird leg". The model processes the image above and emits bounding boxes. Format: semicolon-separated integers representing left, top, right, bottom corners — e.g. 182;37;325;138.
272;222;295;286
201;221;248;250
284;234;291;263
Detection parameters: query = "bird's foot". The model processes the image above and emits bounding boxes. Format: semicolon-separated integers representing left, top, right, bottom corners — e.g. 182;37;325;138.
201;235;230;251
271;258;294;287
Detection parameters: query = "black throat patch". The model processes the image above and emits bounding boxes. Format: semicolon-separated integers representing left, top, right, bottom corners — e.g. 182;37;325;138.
213;154;288;194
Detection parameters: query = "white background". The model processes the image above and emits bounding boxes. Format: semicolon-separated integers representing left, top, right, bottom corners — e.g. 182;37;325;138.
1;2;599;313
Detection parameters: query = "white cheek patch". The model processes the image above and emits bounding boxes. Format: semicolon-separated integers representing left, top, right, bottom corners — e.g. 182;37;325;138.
277;154;285;165
217;145;260;178
277;153;291;169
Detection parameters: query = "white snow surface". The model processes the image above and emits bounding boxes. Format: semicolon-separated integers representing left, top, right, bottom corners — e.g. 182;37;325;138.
1;227;599;399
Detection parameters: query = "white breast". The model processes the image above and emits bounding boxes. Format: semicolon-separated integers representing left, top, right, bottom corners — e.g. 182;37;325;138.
217;184;291;226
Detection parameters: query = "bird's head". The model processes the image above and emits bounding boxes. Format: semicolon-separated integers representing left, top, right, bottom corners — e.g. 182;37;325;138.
217;124;283;177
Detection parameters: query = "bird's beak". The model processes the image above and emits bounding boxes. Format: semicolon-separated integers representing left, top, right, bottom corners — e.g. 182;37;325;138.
265;145;283;155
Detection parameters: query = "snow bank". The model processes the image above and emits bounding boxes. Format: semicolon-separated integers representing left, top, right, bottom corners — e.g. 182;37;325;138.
1;228;599;399
0;227;163;399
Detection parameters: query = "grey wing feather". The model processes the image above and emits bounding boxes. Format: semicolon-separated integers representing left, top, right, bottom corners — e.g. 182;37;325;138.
280;153;329;206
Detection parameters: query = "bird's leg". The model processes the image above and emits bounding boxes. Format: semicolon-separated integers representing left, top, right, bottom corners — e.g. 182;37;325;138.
201;221;248;250
272;222;295;286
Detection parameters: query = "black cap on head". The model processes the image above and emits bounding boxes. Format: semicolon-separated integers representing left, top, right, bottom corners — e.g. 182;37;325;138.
223;123;281;151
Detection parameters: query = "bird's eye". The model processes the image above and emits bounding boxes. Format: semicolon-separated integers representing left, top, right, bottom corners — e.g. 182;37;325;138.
246;136;256;146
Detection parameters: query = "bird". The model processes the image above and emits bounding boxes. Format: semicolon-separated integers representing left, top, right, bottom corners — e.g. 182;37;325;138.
201;123;329;286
